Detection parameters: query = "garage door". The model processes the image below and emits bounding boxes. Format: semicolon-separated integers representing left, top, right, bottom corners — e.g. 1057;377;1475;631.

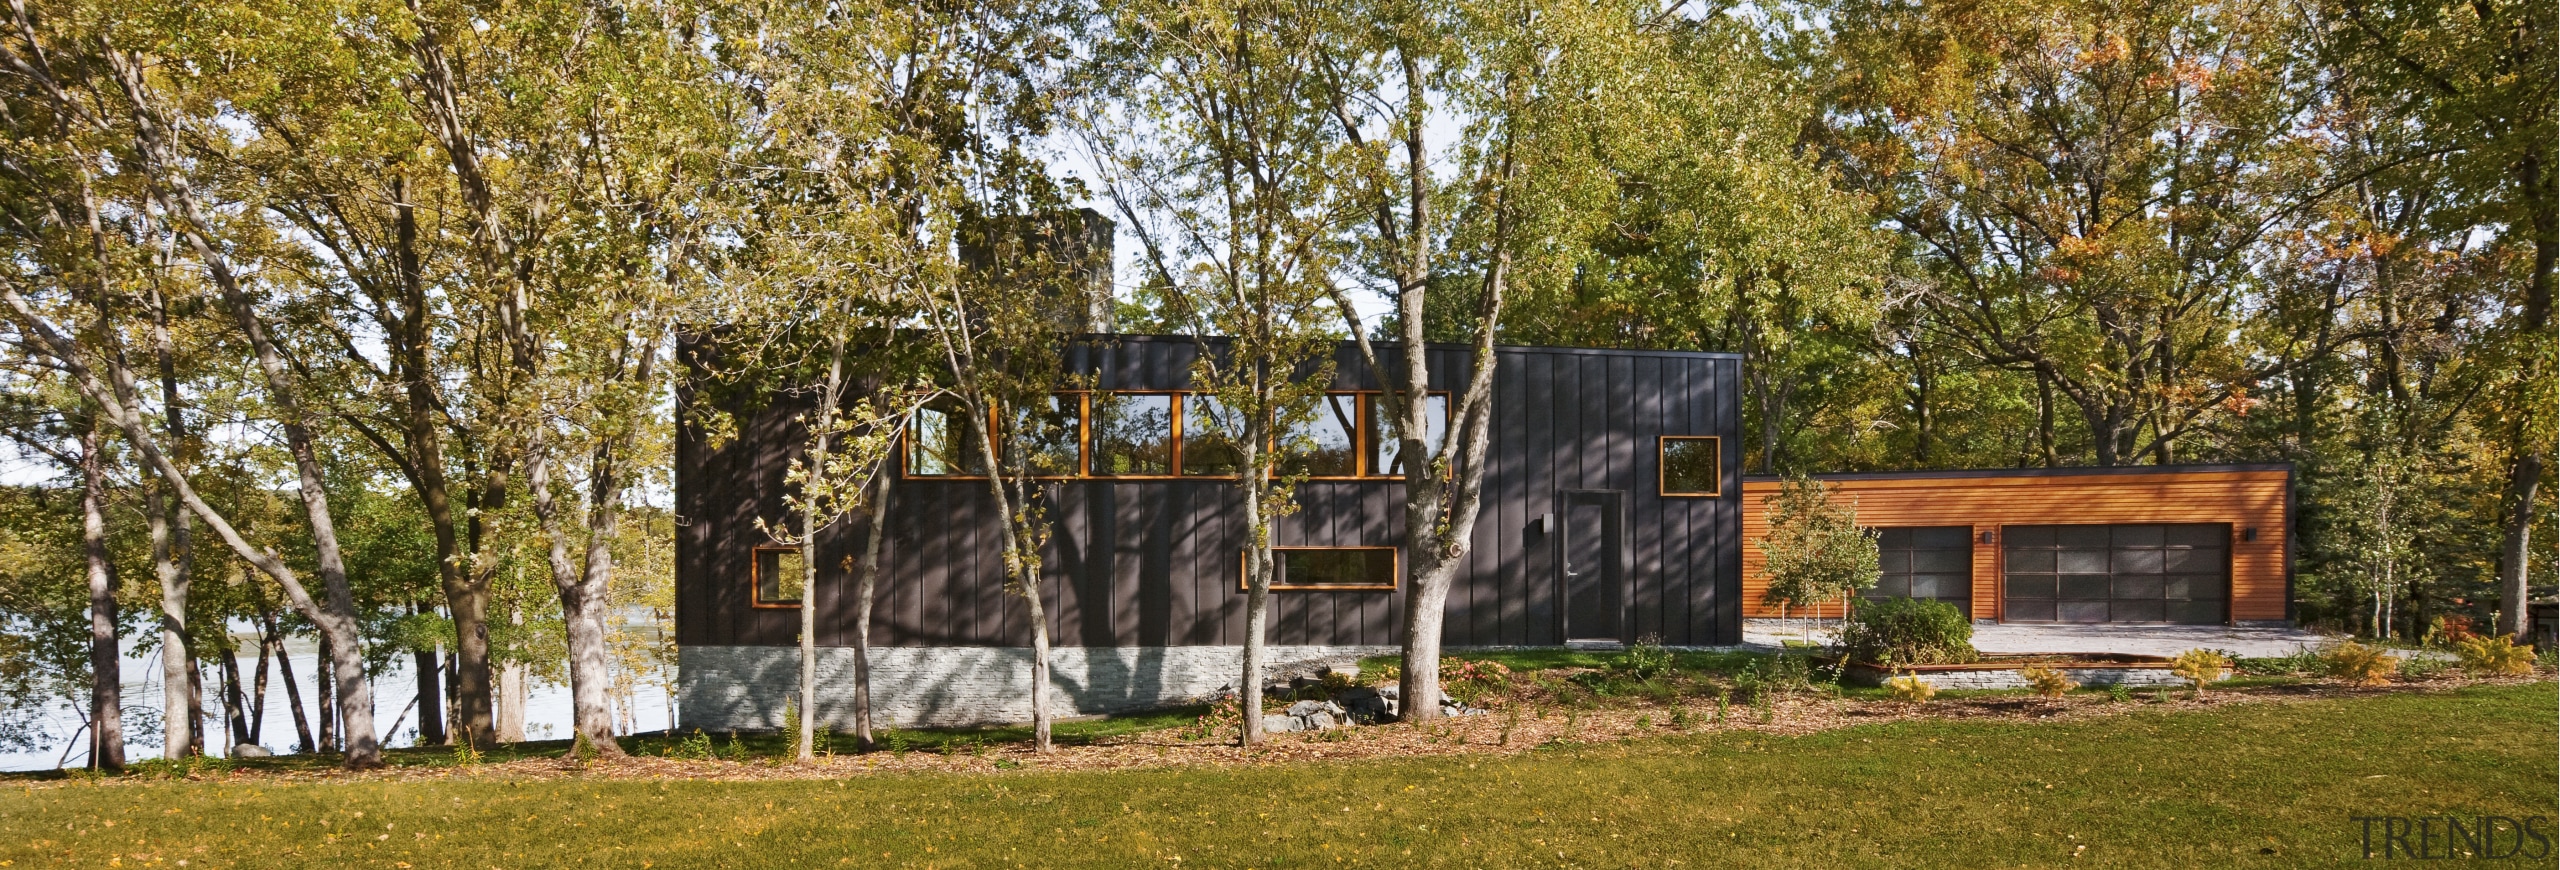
1863;526;1973;616
2001;524;2228;624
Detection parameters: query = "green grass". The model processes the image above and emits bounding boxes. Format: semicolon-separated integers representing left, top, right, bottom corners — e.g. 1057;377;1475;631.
3;682;2547;868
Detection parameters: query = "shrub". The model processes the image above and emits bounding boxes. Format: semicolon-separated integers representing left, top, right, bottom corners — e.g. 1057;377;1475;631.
1613;635;1676;682
2171;648;2233;695
2019;664;2076;698
1885;672;1936;703
2321;641;2399;686
2434;614;2479;645
2454;636;2537;677
2398;655;2449;680
1836;597;1979;666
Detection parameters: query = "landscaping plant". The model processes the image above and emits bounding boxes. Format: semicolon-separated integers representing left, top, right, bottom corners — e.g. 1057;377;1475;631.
2320;641;2400;686
1836;597;1979;666
2019;664;2077;698
2170;649;2233;696
1754;475;1881;622
2454;635;2538;677
1885;672;1936;704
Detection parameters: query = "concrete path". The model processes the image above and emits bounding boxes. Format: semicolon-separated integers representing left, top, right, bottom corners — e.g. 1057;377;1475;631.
1743;619;2340;658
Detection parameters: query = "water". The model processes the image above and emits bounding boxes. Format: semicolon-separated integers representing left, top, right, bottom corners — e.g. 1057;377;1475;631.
2;632;673;772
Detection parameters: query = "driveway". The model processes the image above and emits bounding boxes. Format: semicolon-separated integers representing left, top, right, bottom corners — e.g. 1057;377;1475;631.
1742;619;2339;659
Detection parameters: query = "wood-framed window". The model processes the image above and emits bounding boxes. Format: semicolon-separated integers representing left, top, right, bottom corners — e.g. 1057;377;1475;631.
1089;391;1178;477
1241;546;1401;592
1006;392;1087;478
752;546;806;608
1362;391;1452;478
1658;435;1722;496
1181;393;1248;477
1278;392;1363;478
904;395;993;479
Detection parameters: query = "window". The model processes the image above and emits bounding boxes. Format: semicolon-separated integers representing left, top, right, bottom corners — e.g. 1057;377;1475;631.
1007;393;1084;476
1089;392;1174;476
1658;436;1721;496
1866;526;1972;612
1246;547;1399;591
907;397;990;477
1367;393;1449;477
1181;395;1246;477
753;546;805;607
1279;393;1361;477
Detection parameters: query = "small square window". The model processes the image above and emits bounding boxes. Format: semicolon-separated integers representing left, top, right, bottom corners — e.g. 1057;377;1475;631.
1658;436;1721;496
1007;393;1084;476
754;547;806;607
1278;394;1361;477
906;397;990;477
1090;393;1174;476
1366;393;1449;478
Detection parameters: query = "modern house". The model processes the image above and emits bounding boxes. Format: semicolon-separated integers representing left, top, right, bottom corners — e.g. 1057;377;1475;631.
1738;465;2296;625
675;336;1746;728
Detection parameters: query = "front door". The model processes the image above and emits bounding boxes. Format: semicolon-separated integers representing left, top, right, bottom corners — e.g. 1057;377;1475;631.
1557;490;1625;643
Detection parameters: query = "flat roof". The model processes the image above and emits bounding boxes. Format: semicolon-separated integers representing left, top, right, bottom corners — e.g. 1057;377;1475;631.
1742;462;2294;484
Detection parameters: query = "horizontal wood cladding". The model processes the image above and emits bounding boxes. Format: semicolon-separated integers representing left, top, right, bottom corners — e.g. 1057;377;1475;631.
1738;468;2292;623
677;337;1746;650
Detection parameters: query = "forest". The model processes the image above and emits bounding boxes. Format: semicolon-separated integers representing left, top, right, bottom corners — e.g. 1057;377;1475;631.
0;0;2547;771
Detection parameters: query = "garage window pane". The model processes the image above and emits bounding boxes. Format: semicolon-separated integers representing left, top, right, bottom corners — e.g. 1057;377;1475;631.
2007;549;2055;572
2060;575;2111;599
2006;575;2056;599
2113;549;2164;574
2058;550;2109;574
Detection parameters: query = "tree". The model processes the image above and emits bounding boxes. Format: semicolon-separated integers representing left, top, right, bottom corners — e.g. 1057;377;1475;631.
1754;474;1880;621
1085;0;1352;746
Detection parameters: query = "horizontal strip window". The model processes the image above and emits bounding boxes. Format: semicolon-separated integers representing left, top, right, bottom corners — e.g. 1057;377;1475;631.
1243;546;1400;592
752;546;805;608
1658;435;1722;496
904;390;1451;481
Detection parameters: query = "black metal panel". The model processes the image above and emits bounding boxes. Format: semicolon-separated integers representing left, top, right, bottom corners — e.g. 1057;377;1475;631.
675;336;1743;651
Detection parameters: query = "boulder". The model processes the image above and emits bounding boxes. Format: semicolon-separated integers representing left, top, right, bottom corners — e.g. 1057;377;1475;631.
1305;712;1339;731
231;744;272;758
1286;699;1328;717
1262;714;1304;734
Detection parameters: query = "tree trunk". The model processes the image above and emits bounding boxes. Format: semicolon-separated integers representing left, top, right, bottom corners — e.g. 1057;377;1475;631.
797;340;846;762
1239;433;1272;747
498;602;528;743
2498;452;2547;642
262;609;313;753
411;602;447;746
249;625;272;746
315;633;337;753
218;641;250;750
81;416;123;772
145;292;199;761
853;473;890;752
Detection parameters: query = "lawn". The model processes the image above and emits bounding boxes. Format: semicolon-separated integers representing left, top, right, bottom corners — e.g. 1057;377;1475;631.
2;681;2548;868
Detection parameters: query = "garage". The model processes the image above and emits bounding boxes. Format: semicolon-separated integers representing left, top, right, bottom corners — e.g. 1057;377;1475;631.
2001;523;2230;624
1863;526;1974;616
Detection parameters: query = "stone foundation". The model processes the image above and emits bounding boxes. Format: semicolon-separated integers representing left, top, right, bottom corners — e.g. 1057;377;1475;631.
678;644;1395;731
1893;666;2187;691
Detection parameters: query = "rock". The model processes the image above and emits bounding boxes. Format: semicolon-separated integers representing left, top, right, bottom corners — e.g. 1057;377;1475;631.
1286;699;1328;717
1305;712;1339;730
231;744;272;758
1377;685;1400;700
1262;714;1303;734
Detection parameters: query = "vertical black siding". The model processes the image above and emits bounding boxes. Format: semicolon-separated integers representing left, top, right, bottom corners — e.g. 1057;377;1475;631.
677;336;1743;650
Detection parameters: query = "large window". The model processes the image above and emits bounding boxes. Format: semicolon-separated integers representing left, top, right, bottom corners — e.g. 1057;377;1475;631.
1007;393;1084;476
1279;393;1361;477
1181;395;1246;477
1247;546;1399;591
753;546;805;608
1089;392;1175;476
1658;436;1721;496
907;397;989;477
1367;393;1450;477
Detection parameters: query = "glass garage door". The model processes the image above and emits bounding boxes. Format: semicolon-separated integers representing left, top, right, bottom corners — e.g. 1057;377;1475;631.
1864;526;1974;616
2001;524;2229;624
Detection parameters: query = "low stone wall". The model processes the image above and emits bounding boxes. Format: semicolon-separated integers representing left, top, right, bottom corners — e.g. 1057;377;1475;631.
1897;667;2186;691
678;644;1395;731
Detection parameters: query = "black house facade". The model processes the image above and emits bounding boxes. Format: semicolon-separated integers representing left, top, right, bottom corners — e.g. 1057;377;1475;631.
674;335;1743;729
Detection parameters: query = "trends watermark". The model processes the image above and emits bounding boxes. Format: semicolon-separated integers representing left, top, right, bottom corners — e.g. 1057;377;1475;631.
2352;815;2553;860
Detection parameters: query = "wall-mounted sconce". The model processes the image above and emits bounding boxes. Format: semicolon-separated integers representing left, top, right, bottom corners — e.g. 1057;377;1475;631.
1531;513;1554;536
2242;527;2258;542
1979;530;1995;545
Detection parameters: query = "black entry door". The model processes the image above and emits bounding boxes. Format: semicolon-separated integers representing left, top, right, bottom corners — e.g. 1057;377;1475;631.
2002;524;2230;624
1557;490;1625;642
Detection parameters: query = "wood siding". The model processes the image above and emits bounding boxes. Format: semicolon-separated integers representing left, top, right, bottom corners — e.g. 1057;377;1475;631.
676;336;1745;649
1738;467;2294;623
